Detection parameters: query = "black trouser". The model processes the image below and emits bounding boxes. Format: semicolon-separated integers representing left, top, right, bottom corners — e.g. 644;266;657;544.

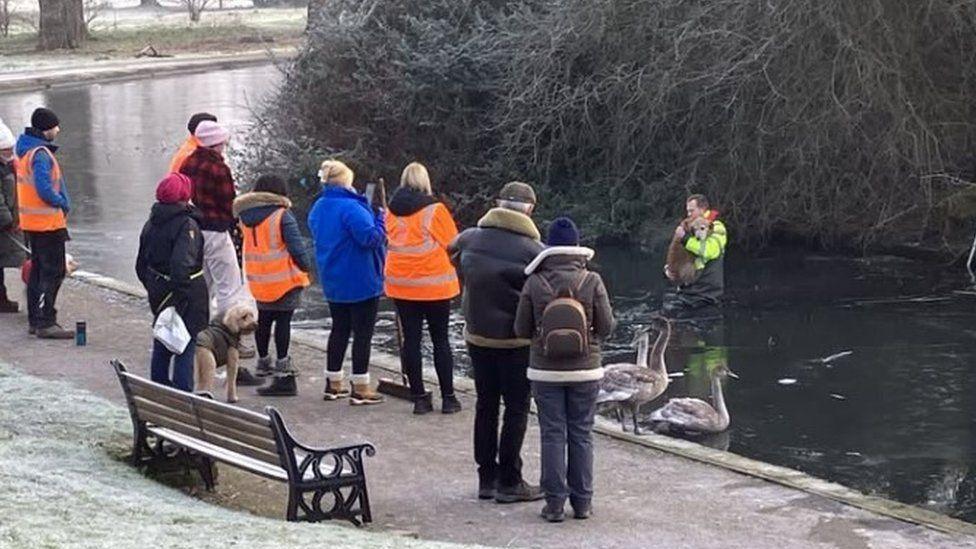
327;297;379;376
256;309;294;360
394;298;455;398
27;233;66;329
469;344;532;488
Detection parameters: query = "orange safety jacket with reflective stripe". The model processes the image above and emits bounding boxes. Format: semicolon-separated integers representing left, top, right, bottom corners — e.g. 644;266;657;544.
168;136;200;174
17;147;67;232
242;208;310;303
384;202;460;301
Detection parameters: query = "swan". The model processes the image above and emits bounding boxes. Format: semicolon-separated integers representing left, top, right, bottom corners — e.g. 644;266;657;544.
598;318;672;435
649;365;737;434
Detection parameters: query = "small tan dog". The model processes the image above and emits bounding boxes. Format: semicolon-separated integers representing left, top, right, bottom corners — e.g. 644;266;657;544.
665;216;712;286
193;304;258;403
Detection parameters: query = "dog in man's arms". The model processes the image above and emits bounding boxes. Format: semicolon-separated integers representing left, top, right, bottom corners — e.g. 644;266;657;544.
194;303;259;403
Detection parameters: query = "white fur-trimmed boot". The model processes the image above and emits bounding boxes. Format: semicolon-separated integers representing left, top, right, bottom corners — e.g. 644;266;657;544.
323;370;351;401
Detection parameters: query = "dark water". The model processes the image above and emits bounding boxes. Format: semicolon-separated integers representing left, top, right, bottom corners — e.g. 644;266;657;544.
4;68;976;522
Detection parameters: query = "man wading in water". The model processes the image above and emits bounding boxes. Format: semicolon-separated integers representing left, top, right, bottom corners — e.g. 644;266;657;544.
663;193;728;315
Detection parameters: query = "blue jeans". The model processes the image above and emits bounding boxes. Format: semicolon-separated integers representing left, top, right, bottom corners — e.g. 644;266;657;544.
150;339;196;392
532;380;600;508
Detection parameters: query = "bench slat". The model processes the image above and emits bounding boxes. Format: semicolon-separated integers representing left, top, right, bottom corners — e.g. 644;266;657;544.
197;417;279;455
149;427;288;482
197;429;281;466
195;406;275;439
139;409;206;441
123;372;271;427
132;396;199;427
129;383;195;414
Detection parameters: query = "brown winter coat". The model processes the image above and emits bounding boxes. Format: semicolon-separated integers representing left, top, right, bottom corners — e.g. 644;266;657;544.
514;246;615;383
0;161;26;268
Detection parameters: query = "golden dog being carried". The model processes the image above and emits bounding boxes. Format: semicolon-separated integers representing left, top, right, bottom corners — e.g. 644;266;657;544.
665;216;712;286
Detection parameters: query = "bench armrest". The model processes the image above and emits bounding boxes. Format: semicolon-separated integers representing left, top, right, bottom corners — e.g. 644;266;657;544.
267;407;376;483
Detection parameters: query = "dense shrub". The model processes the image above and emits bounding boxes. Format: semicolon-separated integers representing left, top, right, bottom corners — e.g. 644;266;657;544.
242;0;976;253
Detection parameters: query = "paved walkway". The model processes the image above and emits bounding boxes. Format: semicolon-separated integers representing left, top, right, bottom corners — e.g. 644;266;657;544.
1;276;973;548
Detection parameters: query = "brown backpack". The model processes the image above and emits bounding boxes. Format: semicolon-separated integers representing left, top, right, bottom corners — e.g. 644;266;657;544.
538;272;591;359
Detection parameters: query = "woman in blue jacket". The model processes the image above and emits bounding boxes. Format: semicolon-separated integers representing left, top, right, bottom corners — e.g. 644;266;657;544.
308;160;386;405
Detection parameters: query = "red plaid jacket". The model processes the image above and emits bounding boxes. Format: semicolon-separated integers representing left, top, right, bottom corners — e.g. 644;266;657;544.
180;147;236;232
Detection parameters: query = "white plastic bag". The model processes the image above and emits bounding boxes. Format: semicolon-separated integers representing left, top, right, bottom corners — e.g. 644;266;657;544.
153;306;191;354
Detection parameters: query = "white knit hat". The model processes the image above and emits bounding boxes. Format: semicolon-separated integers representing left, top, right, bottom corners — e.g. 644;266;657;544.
0;120;14;150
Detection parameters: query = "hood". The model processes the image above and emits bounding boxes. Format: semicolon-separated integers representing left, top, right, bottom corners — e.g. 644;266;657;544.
525;246;595;275
149;202;199;226
477;207;541;241
15;129;57;157
233;192;291;218
388;186;437;217
320;184;369;205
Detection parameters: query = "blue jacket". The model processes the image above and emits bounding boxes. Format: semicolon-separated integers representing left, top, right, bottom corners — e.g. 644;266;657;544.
15;130;70;212
307;186;386;303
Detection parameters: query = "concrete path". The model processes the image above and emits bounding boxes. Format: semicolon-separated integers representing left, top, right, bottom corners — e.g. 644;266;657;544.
1;276;973;549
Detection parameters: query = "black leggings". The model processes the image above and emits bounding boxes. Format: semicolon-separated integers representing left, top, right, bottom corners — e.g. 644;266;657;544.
394;298;455;398
256;309;293;360
327;297;379;376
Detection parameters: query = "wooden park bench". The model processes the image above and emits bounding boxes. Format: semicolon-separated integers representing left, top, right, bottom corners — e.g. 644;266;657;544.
112;360;376;526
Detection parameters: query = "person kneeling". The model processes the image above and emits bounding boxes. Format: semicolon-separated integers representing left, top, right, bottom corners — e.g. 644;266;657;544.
515;217;614;522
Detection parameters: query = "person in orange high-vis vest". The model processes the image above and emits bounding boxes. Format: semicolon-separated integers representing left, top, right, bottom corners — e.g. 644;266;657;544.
168;112;216;174
15;108;74;340
384;162;461;414
233;174;311;397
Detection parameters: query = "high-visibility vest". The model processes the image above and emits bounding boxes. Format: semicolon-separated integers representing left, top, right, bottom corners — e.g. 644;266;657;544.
384;202;460;301
169;135;200;174
17;147;67;232
242;208;310;303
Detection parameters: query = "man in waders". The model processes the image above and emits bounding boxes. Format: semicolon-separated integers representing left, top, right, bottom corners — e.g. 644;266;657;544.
15;108;74;339
663;193;728;316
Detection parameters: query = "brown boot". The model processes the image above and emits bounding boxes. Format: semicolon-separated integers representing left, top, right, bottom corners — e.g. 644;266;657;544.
350;383;384;406
323;378;351;401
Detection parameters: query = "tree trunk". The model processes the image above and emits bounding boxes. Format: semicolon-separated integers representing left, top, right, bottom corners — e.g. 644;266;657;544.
306;0;326;33
139;0;161;7
38;0;86;50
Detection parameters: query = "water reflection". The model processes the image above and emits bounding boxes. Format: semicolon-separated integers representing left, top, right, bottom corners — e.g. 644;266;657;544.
0;65;282;285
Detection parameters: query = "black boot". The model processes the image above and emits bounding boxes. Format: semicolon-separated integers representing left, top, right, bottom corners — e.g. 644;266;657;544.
413;393;433;415
441;394;462;414
236;367;263;386
257;375;297;397
0;288;18;313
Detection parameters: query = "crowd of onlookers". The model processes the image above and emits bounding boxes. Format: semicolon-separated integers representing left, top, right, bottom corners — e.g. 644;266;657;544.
0;108;727;523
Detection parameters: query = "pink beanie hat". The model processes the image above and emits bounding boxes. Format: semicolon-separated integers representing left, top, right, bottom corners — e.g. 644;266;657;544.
194;120;230;148
156;173;193;204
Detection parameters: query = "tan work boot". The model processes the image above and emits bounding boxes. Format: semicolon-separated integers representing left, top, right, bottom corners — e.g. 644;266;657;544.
350;383;384;406
323;378;351;401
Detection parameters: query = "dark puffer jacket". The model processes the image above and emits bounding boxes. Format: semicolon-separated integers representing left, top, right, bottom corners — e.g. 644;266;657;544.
449;207;544;348
514;246;615;383
135;202;209;337
0;161;25;268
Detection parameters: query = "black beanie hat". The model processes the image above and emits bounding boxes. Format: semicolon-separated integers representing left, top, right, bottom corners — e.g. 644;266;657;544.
187;112;217;134
31;108;60;132
547;216;580;246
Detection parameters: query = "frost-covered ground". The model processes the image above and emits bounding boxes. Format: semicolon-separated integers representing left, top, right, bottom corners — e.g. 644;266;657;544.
0;363;466;549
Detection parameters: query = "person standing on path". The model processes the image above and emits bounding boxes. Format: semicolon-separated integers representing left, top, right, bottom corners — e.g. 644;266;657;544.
0;120;25;313
168;112;216;174
179;120;261;384
385;162;461;415
15;108;73;339
515;217;614;522
448;182;545;503
234;174;311;397
307;160;386;405
136;173;209;392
